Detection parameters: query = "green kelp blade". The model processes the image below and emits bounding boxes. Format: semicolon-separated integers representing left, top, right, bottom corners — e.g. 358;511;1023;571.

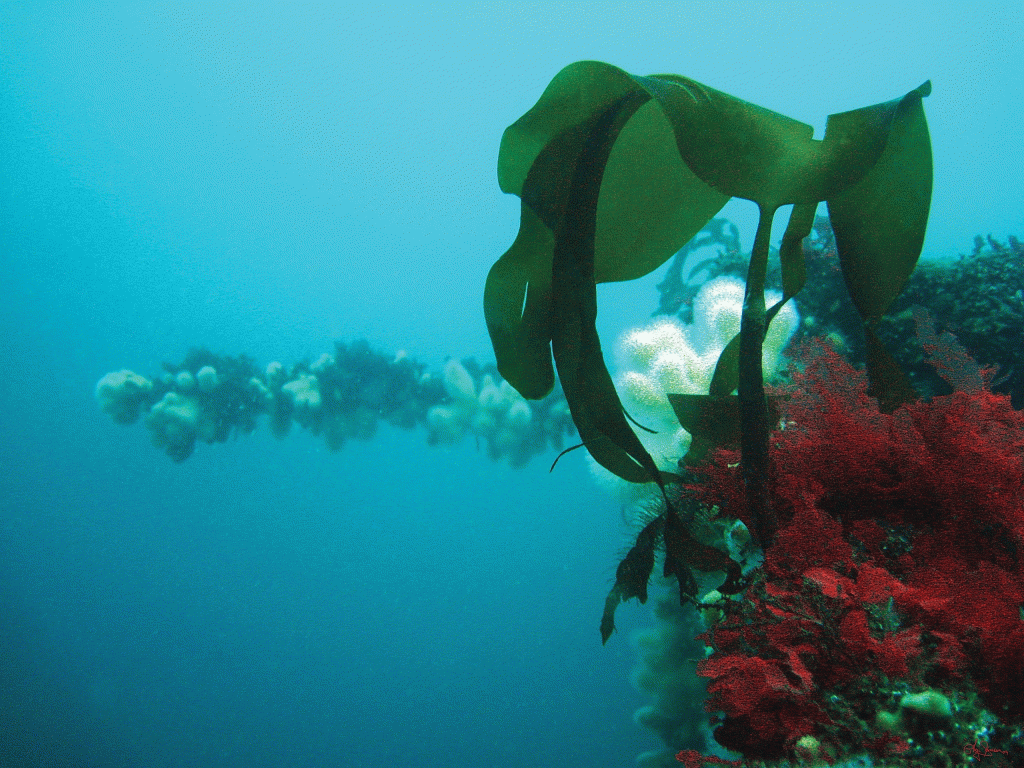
484;204;555;399
487;61;729;484
670;393;740;466
826;82;931;409
865;325;919;413
496;62;730;284
670;392;784;466
485;61;636;400
549;91;674;485
827;81;933;322
778;202;815;301
708;333;742;399
487;62;931;487
642;74;821;209
591;97;729;283
641;74;928;215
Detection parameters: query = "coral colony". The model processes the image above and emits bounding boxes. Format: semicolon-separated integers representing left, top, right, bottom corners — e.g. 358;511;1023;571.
96;61;1024;766
604;276;799;498
96;343;574;467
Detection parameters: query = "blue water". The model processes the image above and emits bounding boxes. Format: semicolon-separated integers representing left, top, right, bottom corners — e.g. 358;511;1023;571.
2;3;1021;767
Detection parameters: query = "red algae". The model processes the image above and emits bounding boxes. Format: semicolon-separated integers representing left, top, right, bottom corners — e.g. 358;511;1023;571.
686;343;1024;764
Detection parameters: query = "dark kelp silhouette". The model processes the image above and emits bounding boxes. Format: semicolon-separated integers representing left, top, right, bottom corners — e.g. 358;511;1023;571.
484;61;931;641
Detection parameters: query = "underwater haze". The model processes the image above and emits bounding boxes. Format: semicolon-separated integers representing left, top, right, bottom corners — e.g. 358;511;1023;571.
1;3;1021;767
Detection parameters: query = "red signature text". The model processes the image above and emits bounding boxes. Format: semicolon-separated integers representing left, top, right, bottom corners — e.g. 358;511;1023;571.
964;740;1009;759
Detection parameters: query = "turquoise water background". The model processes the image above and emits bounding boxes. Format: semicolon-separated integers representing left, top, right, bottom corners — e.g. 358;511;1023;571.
2;3;1021;766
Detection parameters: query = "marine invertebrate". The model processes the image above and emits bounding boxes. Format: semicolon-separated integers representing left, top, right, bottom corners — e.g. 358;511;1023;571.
96;343;576;467
145;391;210;462
95;369;153;425
425;358;572;466
607;276;797;499
195;365;219;392
281;372;322;427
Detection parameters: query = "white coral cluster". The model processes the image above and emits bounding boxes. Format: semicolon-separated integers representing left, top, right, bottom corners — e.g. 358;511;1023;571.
95;365;226;462
144;391;217;462
598;276;799;499
281;373;322;427
97;352;573;465
94;369;154;425
425;359;568;465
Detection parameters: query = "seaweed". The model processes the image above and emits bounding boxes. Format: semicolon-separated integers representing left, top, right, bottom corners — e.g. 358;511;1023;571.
484;61;932;638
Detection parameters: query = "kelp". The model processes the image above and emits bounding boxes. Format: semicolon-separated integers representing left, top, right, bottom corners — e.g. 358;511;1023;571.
485;61;932;639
